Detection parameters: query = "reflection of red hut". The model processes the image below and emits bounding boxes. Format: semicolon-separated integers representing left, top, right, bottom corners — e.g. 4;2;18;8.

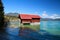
19;14;40;25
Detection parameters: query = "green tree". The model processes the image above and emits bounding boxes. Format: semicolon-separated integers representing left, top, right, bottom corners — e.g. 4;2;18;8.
0;0;4;29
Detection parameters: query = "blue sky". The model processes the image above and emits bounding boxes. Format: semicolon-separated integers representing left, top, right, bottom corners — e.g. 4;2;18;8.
2;0;60;18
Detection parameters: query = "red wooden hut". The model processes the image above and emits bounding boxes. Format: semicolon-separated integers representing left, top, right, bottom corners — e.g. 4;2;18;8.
19;14;40;25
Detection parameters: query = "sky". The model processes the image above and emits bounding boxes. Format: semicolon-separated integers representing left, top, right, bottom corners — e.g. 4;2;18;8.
2;0;60;19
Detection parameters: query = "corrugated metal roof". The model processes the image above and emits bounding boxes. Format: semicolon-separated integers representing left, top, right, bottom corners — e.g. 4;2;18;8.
20;14;32;19
19;14;40;19
30;15;40;18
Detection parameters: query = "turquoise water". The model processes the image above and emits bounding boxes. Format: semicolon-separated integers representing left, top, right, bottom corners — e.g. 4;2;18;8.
40;21;60;35
0;21;60;40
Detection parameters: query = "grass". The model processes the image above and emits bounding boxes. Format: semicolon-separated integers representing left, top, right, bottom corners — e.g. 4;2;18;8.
21;25;40;31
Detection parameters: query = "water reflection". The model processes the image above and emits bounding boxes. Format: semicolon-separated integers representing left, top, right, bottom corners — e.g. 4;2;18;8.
0;26;60;40
0;21;60;40
6;27;20;36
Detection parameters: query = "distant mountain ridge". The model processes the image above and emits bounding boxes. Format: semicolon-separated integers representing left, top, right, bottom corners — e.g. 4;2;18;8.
41;18;60;21
4;13;19;17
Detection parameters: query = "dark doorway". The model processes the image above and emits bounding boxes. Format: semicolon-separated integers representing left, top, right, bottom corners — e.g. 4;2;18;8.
23;23;30;25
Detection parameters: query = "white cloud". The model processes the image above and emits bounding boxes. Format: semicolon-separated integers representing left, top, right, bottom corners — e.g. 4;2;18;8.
50;14;60;19
53;14;58;16
42;13;48;18
49;16;56;19
55;16;60;19
41;11;49;18
41;11;60;19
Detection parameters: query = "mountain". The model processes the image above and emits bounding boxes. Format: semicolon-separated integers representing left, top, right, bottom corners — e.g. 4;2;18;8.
41;18;60;21
4;13;19;17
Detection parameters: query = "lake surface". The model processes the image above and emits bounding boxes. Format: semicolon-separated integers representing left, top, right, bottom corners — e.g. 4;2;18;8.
40;21;60;35
0;21;60;40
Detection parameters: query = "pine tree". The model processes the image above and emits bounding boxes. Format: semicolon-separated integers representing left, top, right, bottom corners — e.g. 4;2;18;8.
0;0;4;29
